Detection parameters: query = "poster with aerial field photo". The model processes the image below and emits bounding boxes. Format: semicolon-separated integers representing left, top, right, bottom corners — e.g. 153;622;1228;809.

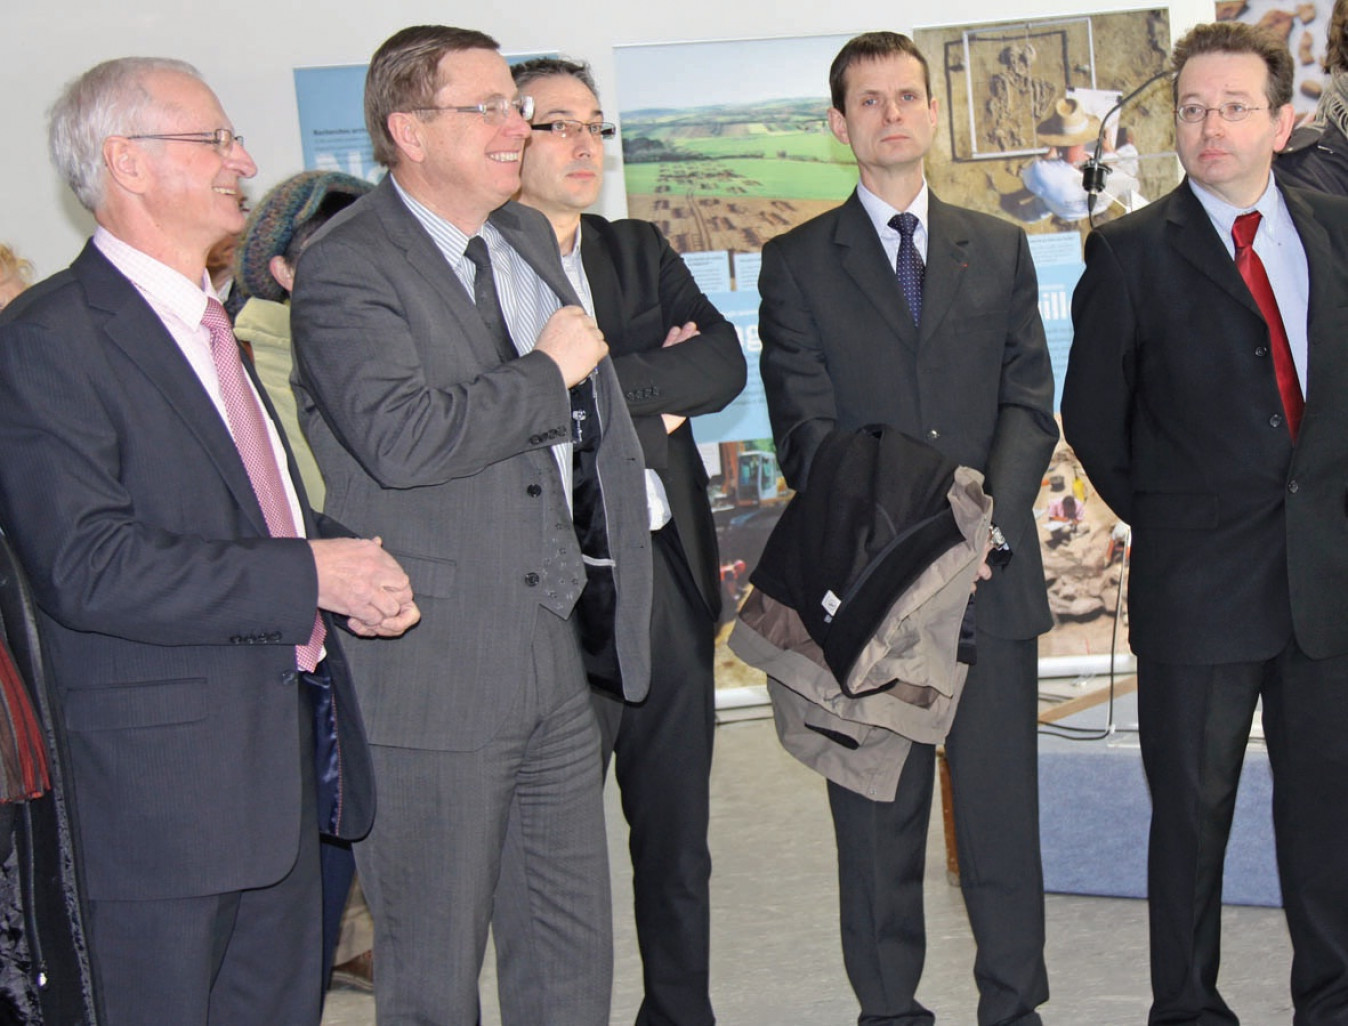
615;34;857;266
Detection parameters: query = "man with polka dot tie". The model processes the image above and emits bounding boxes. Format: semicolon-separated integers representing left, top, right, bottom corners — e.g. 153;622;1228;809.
759;30;1057;1026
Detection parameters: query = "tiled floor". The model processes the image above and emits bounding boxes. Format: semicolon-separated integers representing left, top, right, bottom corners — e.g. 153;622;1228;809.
322;713;1294;1026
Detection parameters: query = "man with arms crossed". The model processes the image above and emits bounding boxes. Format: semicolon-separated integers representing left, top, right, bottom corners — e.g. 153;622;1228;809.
508;56;746;1026
1064;21;1348;1025
758;31;1057;1026
290;26;651;1026
0;57;417;1025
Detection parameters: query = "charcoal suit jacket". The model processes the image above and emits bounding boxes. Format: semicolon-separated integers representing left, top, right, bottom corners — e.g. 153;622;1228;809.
0;242;373;902
1063;179;1348;663
759;189;1058;642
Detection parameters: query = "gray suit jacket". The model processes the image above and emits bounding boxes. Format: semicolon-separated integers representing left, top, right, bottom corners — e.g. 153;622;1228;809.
759;189;1058;641
290;180;651;751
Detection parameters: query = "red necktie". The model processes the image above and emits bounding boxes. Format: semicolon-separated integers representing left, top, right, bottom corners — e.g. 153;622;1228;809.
1232;211;1303;441
203;297;326;671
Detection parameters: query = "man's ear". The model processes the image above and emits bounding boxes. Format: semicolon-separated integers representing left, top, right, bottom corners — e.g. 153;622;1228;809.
828;107;850;147
103;136;152;196
387;111;426;165
268;254;294;294
1272;102;1295;152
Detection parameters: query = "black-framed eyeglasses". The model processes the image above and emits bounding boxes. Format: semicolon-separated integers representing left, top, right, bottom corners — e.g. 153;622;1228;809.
530;120;617;141
124;128;243;154
1174;103;1266;124
412;95;535;125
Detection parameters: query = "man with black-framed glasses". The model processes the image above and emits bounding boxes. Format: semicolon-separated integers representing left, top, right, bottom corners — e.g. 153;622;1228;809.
290;25;653;1026
502;55;745;1026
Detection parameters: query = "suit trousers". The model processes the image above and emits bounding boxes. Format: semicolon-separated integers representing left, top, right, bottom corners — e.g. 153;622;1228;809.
357;607;611;1026
828;631;1046;1026
86;686;322;1026
1138;644;1348;1026
594;525;717;1026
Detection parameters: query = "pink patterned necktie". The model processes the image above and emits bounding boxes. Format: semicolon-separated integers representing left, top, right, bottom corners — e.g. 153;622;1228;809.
1232;211;1303;442
202;297;325;671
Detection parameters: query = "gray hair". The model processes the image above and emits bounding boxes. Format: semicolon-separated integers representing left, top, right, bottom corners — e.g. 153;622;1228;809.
48;56;201;212
510;57;599;98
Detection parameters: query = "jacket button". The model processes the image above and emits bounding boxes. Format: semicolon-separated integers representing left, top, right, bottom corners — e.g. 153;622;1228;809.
529;434;542;445
527;483;542;497
1270;413;1283;428
230;635;244;644
524;572;540;586
927;428;940;439
1255;346;1268;357
268;631;282;643
1289;479;1300;494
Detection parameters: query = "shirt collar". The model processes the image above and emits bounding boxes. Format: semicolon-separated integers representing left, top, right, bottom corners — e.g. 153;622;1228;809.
1188;173;1284;242
92;225;214;325
856;178;930;238
391;173;485;258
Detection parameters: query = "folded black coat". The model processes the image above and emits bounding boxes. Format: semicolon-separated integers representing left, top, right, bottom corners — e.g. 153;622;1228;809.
750;425;975;697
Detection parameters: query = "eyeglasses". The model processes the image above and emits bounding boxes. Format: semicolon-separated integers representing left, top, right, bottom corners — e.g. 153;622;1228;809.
1174;103;1266;124
125;129;243;154
531;120;617;141
412;95;535;124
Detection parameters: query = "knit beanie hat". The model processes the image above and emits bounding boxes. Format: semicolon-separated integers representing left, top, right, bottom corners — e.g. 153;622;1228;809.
235;170;372;302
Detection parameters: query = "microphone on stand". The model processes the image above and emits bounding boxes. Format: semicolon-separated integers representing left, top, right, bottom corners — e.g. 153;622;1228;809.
1081;68;1172;223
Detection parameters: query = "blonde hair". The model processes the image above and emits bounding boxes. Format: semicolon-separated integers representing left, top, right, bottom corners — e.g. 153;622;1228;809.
0;243;34;289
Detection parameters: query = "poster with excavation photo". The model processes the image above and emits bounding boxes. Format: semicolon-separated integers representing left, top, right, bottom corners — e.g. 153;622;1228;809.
914;10;1176;661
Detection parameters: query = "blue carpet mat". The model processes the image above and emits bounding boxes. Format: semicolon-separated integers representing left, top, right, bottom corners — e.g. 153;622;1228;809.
1038;687;1280;907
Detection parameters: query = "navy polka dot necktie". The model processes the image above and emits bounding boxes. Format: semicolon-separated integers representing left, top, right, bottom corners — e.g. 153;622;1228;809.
889;211;924;326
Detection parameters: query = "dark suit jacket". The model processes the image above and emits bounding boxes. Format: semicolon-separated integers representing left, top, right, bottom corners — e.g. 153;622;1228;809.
759;189;1058;641
290;182;652;751
581;215;746;618
1063;179;1348;664
0;242;373;902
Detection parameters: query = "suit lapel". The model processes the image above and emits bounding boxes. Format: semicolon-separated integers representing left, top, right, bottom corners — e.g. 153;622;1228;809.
834;192;919;348
1165;181;1262;319
1283;185;1339;353
74;245;272;537
370;179;503;367
490;201;583;308
578;218;626;345
919;195;971;346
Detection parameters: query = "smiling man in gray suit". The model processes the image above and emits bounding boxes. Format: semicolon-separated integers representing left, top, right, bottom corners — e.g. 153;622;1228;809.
290;25;652;1026
758;31;1057;1026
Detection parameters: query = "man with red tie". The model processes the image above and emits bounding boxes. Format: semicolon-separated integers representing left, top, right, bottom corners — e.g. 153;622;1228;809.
1064;22;1348;1026
0;57;418;1025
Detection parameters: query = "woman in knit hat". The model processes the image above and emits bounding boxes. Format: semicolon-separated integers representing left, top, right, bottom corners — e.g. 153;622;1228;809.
232;170;372;509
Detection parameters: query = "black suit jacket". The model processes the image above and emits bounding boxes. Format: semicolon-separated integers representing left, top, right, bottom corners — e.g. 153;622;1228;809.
759;189;1058;640
1063;180;1348;663
0;242;373;902
581;215;747;618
